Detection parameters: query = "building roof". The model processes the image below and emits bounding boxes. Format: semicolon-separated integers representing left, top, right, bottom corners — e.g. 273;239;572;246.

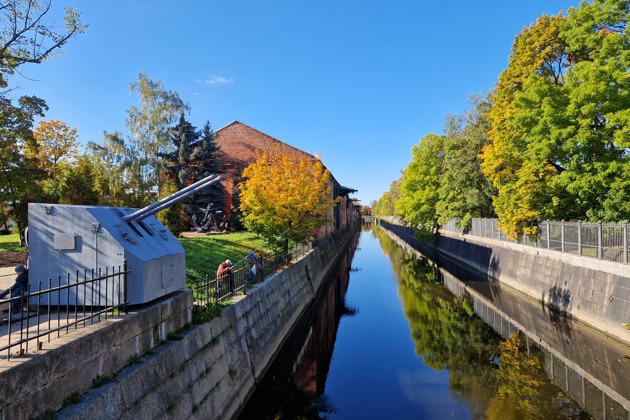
213;120;314;165
213;120;357;193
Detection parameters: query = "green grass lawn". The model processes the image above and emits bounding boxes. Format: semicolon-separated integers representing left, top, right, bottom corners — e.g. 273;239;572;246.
0;233;23;251
0;229;271;285
179;231;271;279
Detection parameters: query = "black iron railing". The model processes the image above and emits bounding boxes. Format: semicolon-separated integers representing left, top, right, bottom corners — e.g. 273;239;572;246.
189;242;313;306
0;262;129;360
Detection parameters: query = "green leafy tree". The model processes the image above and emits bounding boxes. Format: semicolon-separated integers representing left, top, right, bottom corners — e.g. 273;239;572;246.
437;93;496;229
372;178;402;217
126;72;190;194
0;95;47;233
545;0;630;222
0;1;85;232
59;154;99;205
483;0;630;237
88;131;154;207
0;1;87;89
397;133;444;228
156;182;184;237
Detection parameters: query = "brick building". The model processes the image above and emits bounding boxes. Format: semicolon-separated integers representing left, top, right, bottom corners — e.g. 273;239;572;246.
213;121;360;239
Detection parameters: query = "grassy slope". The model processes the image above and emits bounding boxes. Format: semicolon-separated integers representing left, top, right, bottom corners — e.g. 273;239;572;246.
0;231;270;278
179;232;270;278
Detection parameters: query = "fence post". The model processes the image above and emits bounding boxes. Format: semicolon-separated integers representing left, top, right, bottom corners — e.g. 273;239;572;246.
261;256;265;280
561;220;565;253
624;222;628;264
578;221;582;257
598;221;602;259
546;221;550;249
123;259;128;314
205;274;209;305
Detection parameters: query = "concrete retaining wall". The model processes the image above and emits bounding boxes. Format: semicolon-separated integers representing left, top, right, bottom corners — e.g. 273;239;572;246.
380;221;630;345
0;291;192;420
0;224;358;420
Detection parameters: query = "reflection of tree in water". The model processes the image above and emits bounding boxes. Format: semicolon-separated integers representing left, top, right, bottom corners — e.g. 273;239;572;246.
376;227;502;417
375;228;592;420
487;334;591;420
268;388;335;420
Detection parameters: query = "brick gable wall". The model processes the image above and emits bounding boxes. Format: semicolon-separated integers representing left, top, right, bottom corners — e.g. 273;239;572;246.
213;121;360;237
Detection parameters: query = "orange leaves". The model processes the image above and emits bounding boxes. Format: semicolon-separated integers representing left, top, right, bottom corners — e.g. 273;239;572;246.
26;119;79;177
239;145;339;244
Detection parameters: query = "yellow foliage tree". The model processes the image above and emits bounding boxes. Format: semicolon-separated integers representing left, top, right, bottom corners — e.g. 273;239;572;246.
239;145;339;251
26;119;79;178
480;14;567;238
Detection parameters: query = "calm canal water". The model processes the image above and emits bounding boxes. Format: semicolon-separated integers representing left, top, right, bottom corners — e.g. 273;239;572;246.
239;225;630;419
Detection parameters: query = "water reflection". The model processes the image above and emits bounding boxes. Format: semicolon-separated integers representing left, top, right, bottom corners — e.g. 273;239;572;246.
241;225;630;419
383;225;630;420
238;228;360;419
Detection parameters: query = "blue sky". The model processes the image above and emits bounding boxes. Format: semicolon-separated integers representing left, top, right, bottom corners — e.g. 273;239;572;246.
12;0;581;205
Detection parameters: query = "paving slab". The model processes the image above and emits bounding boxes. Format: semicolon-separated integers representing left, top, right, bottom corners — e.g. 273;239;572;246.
0;266;17;291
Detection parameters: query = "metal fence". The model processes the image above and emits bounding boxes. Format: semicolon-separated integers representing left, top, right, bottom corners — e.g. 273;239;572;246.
0;236;321;358
189;242;313;306
441;218;630;264
0;263;129;360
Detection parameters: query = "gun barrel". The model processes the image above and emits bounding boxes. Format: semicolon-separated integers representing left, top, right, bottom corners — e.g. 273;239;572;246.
122;174;223;223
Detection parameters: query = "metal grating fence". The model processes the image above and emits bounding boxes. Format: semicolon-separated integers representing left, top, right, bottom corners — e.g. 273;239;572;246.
0;262;129;360
189;241;313;306
441;218;630;264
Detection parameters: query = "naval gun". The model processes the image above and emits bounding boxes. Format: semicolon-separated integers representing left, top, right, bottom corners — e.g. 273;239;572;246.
27;174;223;305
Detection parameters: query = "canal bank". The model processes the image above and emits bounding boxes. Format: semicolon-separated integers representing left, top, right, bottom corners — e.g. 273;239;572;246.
380;220;630;347
0;223;360;420
382;226;630;418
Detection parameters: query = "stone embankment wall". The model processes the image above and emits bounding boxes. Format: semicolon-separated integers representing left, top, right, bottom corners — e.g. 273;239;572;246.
0;224;358;420
380;220;630;346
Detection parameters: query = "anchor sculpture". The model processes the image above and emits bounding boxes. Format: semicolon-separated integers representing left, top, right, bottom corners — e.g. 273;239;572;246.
191;202;229;233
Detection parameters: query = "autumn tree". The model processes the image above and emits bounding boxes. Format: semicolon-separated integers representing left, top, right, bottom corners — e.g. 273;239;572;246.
239;146;339;253
480;13;569;238
372;178;402;217
28;120;79;176
22;119;79;201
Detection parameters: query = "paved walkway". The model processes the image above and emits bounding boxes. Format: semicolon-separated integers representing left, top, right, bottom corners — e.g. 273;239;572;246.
0;266;16;290
0;265;118;361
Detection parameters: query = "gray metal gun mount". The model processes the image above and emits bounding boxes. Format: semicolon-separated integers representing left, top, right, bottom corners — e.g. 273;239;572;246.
27;174;223;305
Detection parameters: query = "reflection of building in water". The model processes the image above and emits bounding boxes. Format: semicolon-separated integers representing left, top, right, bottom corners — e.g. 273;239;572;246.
441;272;630;420
291;229;360;395
237;228;361;420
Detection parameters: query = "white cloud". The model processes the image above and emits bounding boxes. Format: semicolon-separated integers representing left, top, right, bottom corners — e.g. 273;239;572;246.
196;74;234;85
